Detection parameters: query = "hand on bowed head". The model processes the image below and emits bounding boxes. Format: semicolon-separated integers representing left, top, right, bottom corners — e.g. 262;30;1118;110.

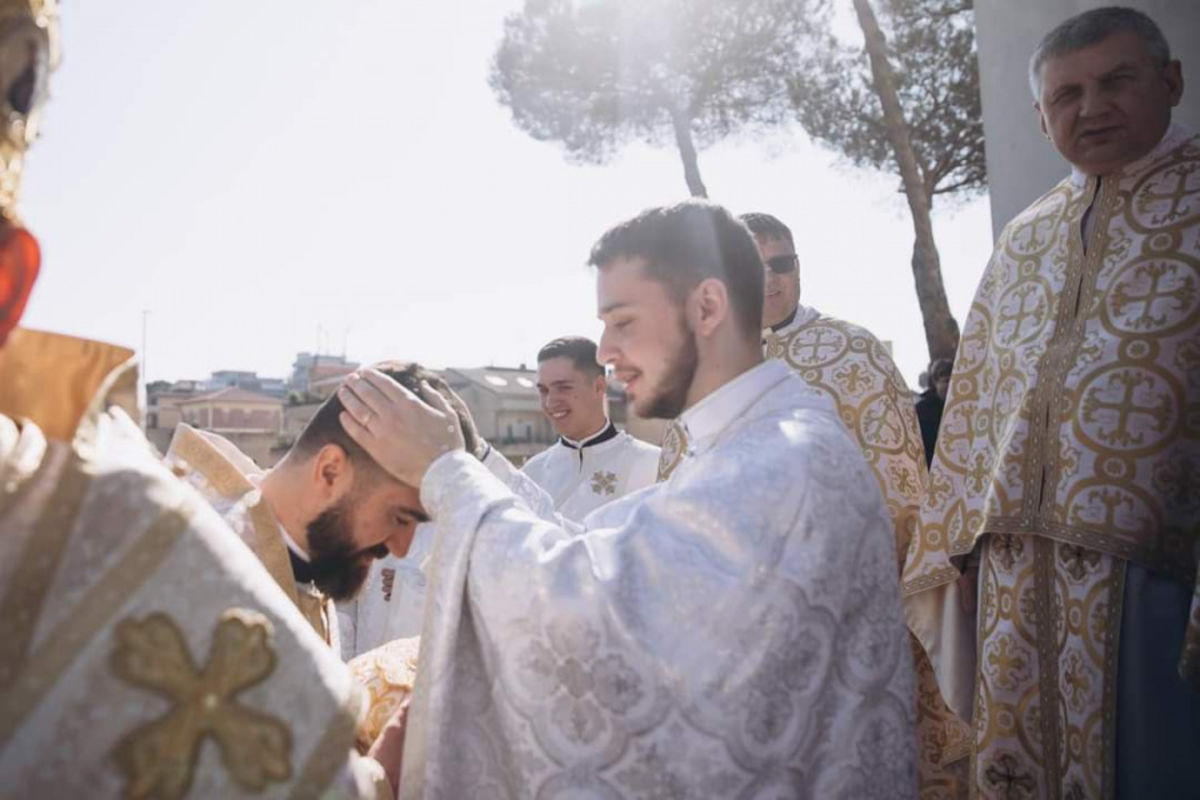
338;369;465;489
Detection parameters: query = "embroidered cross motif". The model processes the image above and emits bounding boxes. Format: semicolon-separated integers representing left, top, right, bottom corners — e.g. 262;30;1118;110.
1012;205;1060;253
1058;543;1101;582
996;283;1045;342
833;361;872;395
1137;162;1198;225
110;609;291;800
1080;370;1171;447
983;753;1036;798
590;471;618;496
985;635;1027;690
788;328;841;365
1110;262;1195;329
381;567;396;602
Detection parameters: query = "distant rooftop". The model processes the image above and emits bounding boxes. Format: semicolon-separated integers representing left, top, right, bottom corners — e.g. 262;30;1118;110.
177;387;283;406
444;366;539;398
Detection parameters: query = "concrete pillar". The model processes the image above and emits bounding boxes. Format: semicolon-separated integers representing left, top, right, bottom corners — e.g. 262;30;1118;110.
975;0;1200;235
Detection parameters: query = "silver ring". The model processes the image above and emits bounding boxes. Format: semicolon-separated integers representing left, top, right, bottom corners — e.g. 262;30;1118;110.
363;410;373;427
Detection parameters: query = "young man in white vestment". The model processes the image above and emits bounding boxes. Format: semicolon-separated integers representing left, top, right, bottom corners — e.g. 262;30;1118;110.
0;3;402;795
712;211;971;797
523;336;659;518
905;8;1200;797
337;200;918;798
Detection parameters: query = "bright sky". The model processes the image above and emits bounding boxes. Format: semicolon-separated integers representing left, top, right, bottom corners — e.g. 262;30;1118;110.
22;0;995;389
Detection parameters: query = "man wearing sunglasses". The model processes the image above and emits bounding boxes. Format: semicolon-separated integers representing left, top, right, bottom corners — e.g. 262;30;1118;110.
730;212;970;798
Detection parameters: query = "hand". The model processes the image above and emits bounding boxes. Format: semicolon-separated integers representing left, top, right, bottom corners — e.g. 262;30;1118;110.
425;376;487;461
338;369;466;488
367;695;410;795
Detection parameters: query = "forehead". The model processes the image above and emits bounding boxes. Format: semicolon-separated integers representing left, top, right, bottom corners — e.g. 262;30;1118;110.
537;356;584;383
361;475;424;513
754;234;795;258
1040;30;1155;89
596;255;675;312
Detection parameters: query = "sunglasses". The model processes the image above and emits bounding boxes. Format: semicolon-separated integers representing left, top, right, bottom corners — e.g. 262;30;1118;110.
764;254;799;274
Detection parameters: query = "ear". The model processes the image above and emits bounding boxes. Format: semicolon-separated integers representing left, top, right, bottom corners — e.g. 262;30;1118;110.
1033;101;1050;140
688;277;730;338
592;373;607;397
1164;60;1184;107
311;443;354;500
0;225;40;346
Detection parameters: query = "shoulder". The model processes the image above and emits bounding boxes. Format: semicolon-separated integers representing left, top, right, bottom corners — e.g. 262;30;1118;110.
520;445;557;474
995;175;1077;246
617;432;659;458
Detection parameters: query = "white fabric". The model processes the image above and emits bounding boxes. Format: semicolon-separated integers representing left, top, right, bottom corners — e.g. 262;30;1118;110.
520;422;659;520
337;448;552;660
401;359;917;798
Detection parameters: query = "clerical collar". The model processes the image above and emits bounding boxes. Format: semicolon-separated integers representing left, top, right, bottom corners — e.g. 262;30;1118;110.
279;524;317;585
677;360;790;454
763;304;820;339
769;307;798;333
559;418;618;450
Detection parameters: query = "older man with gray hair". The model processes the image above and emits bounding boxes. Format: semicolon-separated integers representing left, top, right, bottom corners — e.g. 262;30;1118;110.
904;6;1199;798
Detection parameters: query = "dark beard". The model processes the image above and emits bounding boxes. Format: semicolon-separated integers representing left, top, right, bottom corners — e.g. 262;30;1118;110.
304;499;387;602
641;316;699;420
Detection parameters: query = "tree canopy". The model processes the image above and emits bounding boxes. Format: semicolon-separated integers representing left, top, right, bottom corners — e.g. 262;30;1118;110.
793;0;985;206
490;0;819;196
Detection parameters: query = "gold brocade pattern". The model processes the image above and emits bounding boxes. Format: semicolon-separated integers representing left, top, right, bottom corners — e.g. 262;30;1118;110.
910;131;1199;793
766;309;968;798
348;636;419;750
655;419;687;482
110;609;292;799
767;311;926;568
910;130;1200;591
973;535;1124;800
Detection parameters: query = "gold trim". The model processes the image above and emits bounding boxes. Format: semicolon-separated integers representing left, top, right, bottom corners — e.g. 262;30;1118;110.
167;424;255;500
0;503;192;747
246;499;303;610
0;454;90;690
1100;559;1126;800
287;683;362;800
1032;536;1062;793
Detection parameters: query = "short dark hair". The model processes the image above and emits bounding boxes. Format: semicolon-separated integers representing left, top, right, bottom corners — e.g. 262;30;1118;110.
739;212;794;246
1029;6;1171;98
587;200;764;338
292;361;480;477
537;336;604;378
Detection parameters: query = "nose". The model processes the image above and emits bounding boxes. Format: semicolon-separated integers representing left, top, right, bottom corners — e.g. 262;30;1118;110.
1079;83;1108;117
597;327;617;366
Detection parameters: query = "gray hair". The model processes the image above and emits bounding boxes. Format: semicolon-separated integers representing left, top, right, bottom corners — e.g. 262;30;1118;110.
1028;6;1171;99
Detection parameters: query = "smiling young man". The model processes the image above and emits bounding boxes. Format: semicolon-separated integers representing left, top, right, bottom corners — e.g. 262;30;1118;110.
522;336;658;518
336;200;917;798
905;7;1199;798
167;362;458;648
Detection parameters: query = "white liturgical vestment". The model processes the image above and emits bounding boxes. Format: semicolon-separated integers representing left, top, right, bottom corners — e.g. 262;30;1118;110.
521;419;660;519
337;448;550;661
400;359;917;798
0;330;389;799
